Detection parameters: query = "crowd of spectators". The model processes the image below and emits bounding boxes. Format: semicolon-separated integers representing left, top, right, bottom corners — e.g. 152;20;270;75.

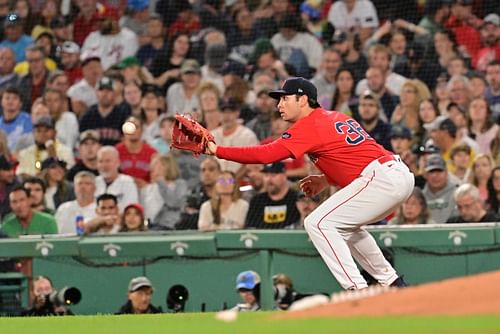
0;0;500;240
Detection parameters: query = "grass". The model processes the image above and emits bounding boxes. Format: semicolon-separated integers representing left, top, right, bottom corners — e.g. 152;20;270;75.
1;313;499;334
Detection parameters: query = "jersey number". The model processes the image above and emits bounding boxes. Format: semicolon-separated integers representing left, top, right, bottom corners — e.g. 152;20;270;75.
334;120;371;145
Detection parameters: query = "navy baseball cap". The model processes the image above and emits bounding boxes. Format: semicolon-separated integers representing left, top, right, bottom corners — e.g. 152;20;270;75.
262;162;285;174
235;271;260;290
390;125;412;139
269;77;320;107
424;154;447;172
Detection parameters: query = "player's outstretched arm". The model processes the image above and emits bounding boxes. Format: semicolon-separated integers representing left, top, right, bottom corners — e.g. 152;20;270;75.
208;141;293;164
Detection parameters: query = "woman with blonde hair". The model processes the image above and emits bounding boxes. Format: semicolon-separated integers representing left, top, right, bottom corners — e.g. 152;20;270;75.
198;170;249;231
391;79;431;143
196;81;222;131
467;154;496;203
141;154;188;230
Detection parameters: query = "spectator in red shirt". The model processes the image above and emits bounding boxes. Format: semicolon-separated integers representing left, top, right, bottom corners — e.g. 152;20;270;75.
73;0;101;46
446;0;481;60
58;41;82;85
474;13;500;71
115;116;157;186
167;0;201;39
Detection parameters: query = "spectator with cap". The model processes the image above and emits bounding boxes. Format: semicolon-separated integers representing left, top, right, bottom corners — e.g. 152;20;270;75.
120;203;148;232
66;130;101;181
84;193;121;234
330;31;368;85
57;41;82;85
39;157;75;211
0;47;18;90
201;43;226;93
311;49;343;109
0;186;58;237
116;116;157;185
0;155;21;219
43;88;79;150
16;45;51;111
446;183;500;223
245;162;300;229
67;51;103;118
116;276;161;314
119;0;150;37
82;5;139;70
357;90;392;151
270;12;324;78
55;170;97;234
422;154;460;223
327;0;379;46
0;13;32;62
246;86;276;141
117;56;154;85
198;170;249;231
424;115;477;172
0;86;32;152
232;271;261;312
248;38;290;83
79;76;132;146
292;191;321;229
211;98;259;178
136;15;167;72
95;146;139;212
166;59;201;116
23;176;53;214
16;115;74;177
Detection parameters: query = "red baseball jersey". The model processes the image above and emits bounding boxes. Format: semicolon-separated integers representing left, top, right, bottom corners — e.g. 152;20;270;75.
278;108;391;187
216;108;392;187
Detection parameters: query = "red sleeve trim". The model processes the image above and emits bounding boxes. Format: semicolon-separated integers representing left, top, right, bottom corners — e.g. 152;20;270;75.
215;141;293;164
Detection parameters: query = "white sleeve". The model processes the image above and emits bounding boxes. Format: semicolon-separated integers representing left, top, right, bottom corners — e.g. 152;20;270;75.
197;201;213;231
119;176;139;212
55;204;74;234
359;0;379;28
327;2;344;28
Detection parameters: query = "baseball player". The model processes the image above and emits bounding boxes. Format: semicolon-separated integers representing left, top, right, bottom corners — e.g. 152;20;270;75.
206;77;415;290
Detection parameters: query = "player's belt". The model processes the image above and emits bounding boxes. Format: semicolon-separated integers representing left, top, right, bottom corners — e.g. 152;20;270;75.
377;155;398;164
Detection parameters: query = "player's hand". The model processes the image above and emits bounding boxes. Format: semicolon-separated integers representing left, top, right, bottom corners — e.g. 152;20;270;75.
299;174;328;196
206;141;217;155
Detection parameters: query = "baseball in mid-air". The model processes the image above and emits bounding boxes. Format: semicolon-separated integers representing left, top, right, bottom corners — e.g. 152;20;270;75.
122;121;136;135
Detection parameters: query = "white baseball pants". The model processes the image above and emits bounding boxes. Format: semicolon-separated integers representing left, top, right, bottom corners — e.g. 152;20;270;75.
304;155;415;290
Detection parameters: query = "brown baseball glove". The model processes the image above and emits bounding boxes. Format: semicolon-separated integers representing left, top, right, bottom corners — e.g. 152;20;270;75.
171;114;214;157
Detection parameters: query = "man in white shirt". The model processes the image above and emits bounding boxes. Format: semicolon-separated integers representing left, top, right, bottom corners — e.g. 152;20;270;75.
211;98;259;178
55;171;97;234
94;146;138;212
271;13;324;74
356;44;407;96
66;51;103;118
82;6;139;70
166;59;201;116
327;0;379;44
